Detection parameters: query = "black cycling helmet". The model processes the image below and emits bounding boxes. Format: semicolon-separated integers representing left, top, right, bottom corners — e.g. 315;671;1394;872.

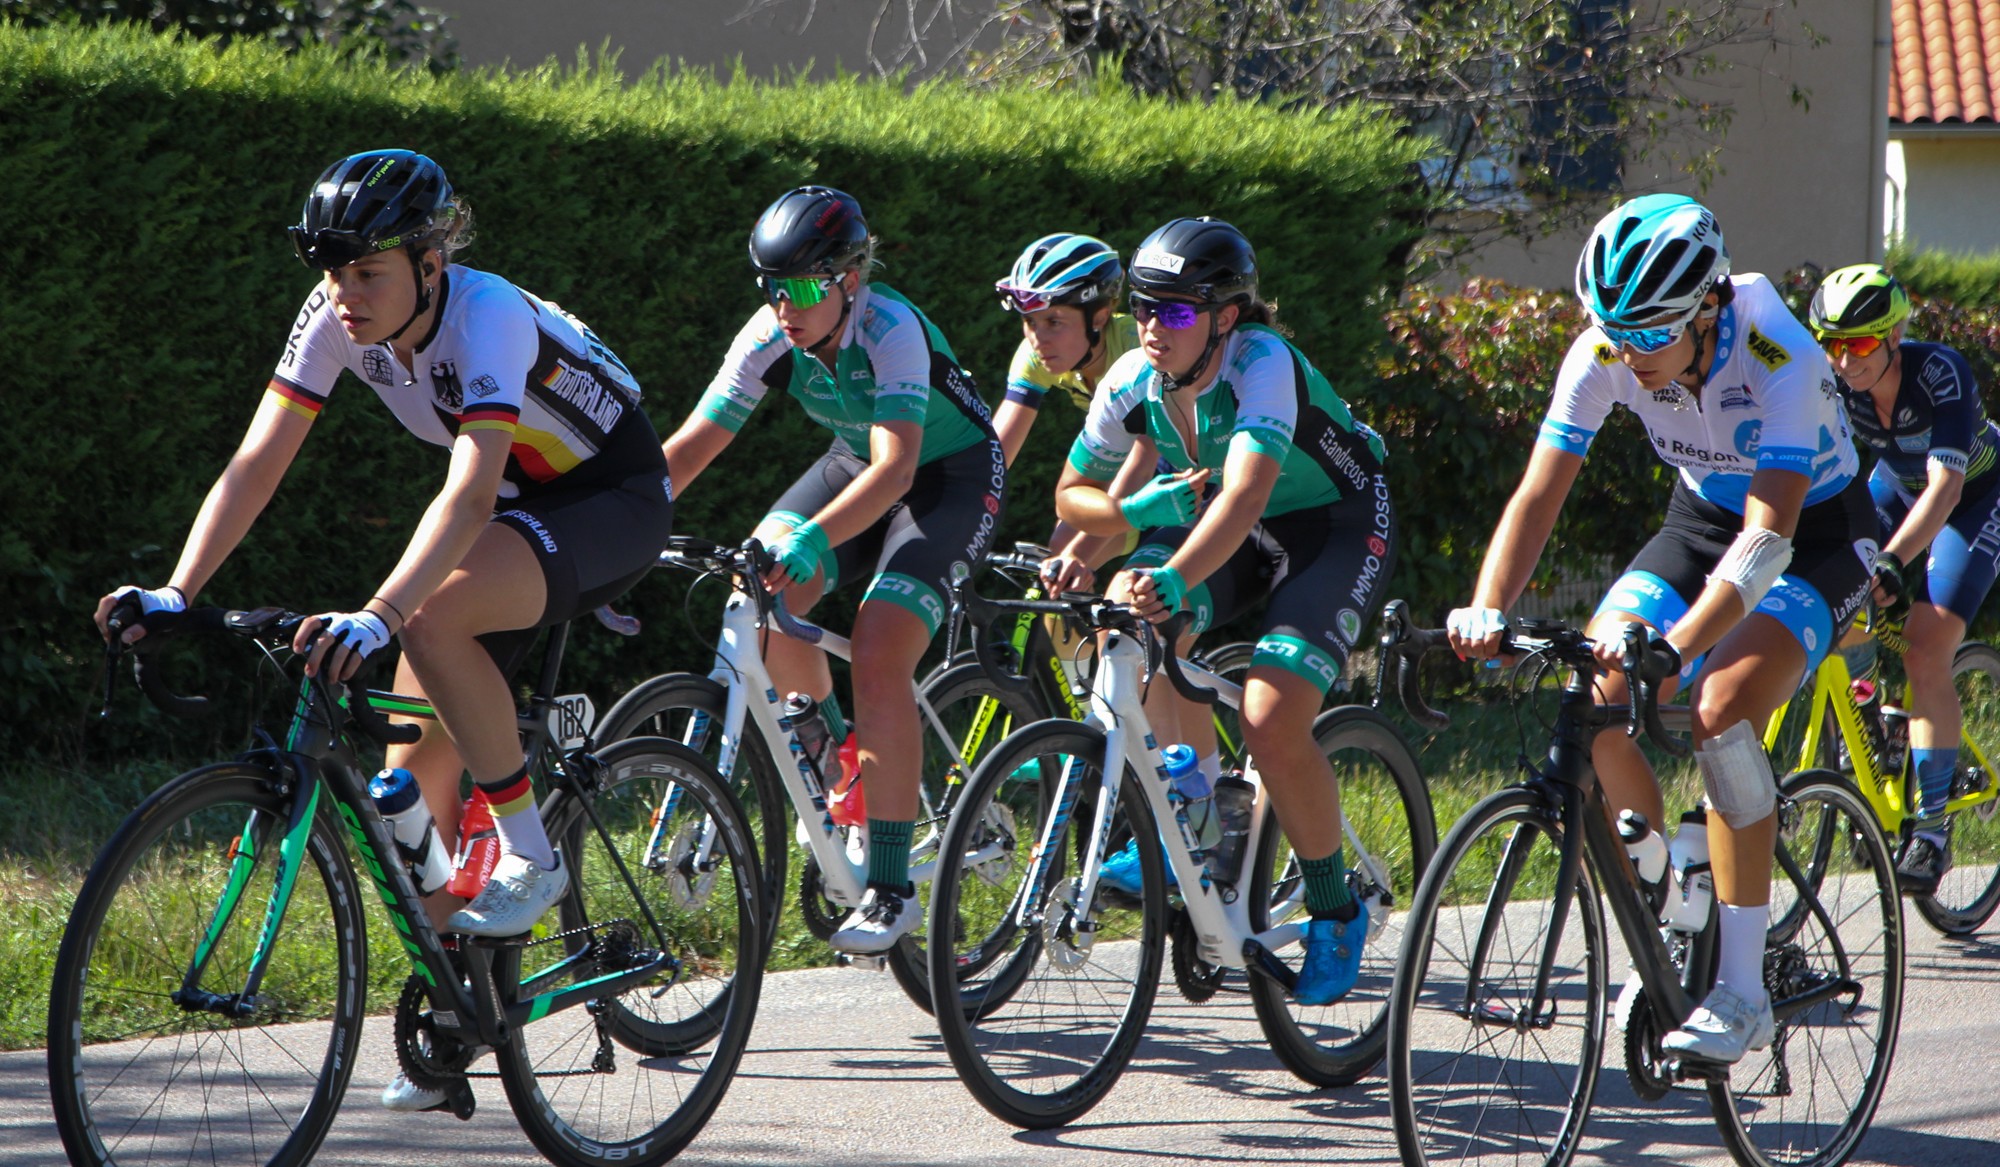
749;186;871;278
1129;217;1257;306
290;149;455;271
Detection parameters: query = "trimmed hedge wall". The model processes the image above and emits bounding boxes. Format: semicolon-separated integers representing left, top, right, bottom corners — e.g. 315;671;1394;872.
0;23;1426;757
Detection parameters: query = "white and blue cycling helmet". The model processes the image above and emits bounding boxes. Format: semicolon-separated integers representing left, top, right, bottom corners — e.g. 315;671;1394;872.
1575;193;1730;330
996;233;1123;315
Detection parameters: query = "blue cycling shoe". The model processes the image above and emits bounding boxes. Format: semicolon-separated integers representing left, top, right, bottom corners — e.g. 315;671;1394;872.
1295;899;1369;1007
1097;839;1175;897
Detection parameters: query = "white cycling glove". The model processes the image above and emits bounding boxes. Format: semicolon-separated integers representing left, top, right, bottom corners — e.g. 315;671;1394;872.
112;584;187;616
319;611;393;662
1447;607;1507;641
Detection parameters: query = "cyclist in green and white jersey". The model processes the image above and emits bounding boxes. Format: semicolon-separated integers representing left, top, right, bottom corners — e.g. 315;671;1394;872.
659;187;1006;953
1056;216;1398;1006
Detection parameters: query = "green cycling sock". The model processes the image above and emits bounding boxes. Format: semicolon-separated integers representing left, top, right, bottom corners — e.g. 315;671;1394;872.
1301;849;1354;918
866;818;914;890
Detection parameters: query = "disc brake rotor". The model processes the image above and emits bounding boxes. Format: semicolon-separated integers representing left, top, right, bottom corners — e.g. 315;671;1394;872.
1041;878;1095;973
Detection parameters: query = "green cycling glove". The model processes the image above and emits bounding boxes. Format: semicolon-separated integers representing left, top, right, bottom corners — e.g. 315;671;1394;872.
1144;565;1189;617
1119;473;1201;530
770;520;830;585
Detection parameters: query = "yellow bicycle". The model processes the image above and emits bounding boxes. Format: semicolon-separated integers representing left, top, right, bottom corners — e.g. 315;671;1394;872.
1765;613;2000;935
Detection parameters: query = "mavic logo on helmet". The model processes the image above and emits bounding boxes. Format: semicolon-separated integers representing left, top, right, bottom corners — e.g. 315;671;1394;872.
1134;248;1185;274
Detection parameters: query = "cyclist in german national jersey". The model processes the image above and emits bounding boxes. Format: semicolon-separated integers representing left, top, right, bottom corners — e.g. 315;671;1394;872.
1811;263;2000;890
1449;195;1876;1064
1056;217;1399;1007
991;234;1140;593
660;186;1006;954
93;150;674;1110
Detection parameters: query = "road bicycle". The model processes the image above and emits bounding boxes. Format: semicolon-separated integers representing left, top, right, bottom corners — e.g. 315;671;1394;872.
593;537;1042;1013
1763;611;2000;935
49;604;762;1167
924;584;1435;1128
1383;609;1902;1167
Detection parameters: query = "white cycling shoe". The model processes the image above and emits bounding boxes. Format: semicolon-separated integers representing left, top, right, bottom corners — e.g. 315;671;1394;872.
829;884;918;954
1662;984;1774;1064
380;1070;448;1112
448;853;568;937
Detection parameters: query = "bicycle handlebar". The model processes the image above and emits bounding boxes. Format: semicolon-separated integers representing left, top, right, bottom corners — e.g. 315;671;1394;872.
656;535;824;644
951;578;1216;706
1375;599;1452;731
100;604;420;747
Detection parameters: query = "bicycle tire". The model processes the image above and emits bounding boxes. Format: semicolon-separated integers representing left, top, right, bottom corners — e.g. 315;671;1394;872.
889;660;1047;1013
1388;786;1605;1167
498;737;763;1167
49;762;366;1167
1247;705;1437;1086
927;718;1166;1129
593;673;788;947
1912;641;2000;935
1712;769;1903;1167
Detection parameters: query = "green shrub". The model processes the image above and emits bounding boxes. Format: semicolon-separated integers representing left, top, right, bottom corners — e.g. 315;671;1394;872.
0;22;1426;759
1887;243;2000;309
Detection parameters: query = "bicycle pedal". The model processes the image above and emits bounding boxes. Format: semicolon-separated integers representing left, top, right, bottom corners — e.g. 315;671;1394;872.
444;1079;476;1121
837;952;889;972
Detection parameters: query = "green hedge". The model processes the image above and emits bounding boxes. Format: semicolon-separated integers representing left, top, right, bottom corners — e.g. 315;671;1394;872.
0;22;1427;757
1885;243;2000;309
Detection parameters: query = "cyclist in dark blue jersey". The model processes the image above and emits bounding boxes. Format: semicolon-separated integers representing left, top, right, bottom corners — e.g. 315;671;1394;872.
1811;263;2000;890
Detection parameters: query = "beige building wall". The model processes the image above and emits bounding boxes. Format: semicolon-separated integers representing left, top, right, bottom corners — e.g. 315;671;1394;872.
1886;133;2000;254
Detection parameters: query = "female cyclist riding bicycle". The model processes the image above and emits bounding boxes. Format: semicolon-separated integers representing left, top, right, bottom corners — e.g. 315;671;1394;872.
92;149;675;1109
1053;215;1398;1006
658;185;1006;955
1448;194;1875;1064
990;232;1139;594
1811;262;2000;891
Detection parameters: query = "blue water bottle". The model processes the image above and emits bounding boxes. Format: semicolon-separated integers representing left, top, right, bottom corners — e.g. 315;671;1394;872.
1163;744;1221;857
368;767;451;895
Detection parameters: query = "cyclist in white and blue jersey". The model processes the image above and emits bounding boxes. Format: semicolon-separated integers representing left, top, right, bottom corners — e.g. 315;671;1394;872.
1448;195;1876;1063
1811;263;2000;890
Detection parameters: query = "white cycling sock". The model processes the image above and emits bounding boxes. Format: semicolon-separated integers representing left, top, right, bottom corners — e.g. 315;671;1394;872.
1715;901;1770;1003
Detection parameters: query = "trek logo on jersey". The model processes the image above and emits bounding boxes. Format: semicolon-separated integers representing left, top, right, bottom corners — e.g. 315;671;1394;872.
363;349;394;386
1243;413;1294;439
1745;327;1789;371
541;359;625;430
468;374;502;399
1133;248;1185;275
431;360;464;411
1719;385;1755;411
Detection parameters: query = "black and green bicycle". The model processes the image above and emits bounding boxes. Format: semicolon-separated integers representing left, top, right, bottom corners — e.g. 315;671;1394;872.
49;604;763;1167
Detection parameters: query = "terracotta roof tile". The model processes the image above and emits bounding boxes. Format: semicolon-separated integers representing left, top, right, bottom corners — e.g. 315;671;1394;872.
1891;0;2000;122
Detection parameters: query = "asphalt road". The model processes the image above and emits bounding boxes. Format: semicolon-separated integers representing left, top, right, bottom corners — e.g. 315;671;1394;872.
7;920;1999;1166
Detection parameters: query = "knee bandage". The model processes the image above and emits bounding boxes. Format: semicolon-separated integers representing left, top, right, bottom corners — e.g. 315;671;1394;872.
1709;526;1793;612
1696;719;1777;828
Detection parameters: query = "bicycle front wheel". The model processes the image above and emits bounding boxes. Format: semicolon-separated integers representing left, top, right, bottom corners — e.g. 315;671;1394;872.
48;763;366;1167
1247;705;1436;1086
1712;769;1903;1167
1388;786;1605;1167
497;738;763;1167
1913;642;2000;935
927;718;1166;1129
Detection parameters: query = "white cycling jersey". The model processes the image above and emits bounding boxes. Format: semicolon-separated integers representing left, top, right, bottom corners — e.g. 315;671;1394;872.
1538;273;1860;512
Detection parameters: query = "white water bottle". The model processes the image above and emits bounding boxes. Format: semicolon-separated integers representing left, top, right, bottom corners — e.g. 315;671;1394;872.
1664;807;1713;932
1618;809;1669;920
369;767;451;895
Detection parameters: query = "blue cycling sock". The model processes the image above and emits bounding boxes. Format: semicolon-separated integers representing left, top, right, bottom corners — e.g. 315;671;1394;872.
1912;747;1957;823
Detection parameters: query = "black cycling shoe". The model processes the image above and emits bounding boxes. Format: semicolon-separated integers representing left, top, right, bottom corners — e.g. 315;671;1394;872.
1895;830;1952;895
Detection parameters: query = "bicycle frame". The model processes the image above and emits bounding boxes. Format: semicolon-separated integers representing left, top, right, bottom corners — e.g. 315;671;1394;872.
660;580;1001;914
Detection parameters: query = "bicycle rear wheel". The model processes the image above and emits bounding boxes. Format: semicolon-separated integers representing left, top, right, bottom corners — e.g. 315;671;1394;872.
1247;705;1436;1086
1388;786;1605;1167
1913;642;2000;935
927;718;1166;1129
48;763;366;1167
1712;769;1903;1167
496;738;762;1167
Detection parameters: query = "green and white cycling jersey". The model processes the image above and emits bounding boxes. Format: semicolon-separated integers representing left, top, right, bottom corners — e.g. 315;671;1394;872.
1066;323;1388;515
698;283;993;461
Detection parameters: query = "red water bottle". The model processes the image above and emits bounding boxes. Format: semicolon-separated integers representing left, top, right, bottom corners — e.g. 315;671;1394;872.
828;732;866;827
447;788;500;899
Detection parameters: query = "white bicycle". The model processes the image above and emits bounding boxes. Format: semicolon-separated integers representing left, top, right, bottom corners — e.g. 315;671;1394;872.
596;536;1044;1013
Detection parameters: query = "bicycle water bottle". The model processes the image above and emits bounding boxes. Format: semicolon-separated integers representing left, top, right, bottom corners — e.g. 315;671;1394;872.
368;767;451;895
1617;809;1669;918
1881;704;1911;777
1163;744;1221;857
1207;772;1256;883
1663;807;1713;932
446;788;500;899
782;692;833;795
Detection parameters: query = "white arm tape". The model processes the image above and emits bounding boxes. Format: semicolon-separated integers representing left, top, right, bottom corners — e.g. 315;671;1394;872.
1709;525;1792;611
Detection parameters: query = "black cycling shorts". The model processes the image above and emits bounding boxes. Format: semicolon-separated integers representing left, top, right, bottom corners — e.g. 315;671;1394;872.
761;437;1008;637
1126;485;1397;695
1596;477;1878;681
481;460;675;677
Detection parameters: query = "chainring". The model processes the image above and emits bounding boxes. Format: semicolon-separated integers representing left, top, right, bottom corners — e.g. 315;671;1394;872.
1169;907;1225;1003
1617;980;1674;1102
798;856;846;942
394;974;471;1092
